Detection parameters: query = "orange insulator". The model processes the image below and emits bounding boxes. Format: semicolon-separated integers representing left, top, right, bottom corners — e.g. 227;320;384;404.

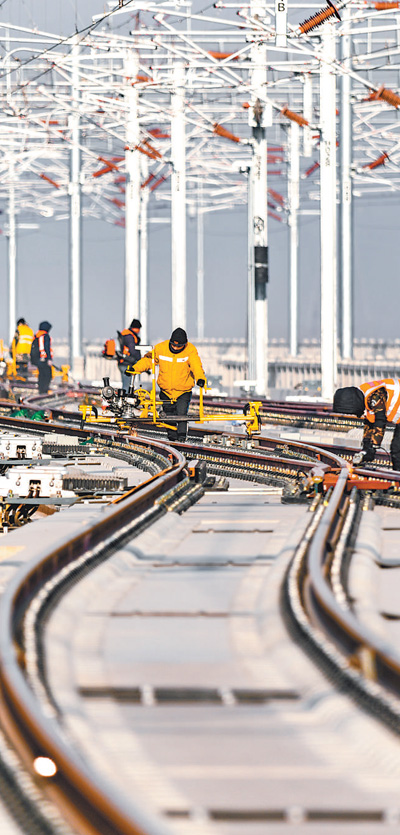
141;173;156;189
141;140;162;159
281;106;309;127
109;197;125;208
363;152;389;169
40;173;60;189
299;0;340;32
208;50;238;60
374;2;399;9
376;86;400;107
304;161;320;177
268;188;284;205
150;175;167;191
268;211;282;222
148;128;170;139
93;165;113;178
98;156;119;170
213;122;241;143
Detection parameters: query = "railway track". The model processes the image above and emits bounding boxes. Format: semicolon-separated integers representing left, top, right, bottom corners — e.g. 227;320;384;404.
0;385;399;832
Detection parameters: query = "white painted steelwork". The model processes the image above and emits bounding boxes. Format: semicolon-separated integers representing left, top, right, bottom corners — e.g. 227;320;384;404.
250;0;268;396
171;62;187;330
339;6;353;360
197;181;205;340
69;35;83;375
140;156;149;344
124;52;141;327
319;23;337;402
289;122;300;358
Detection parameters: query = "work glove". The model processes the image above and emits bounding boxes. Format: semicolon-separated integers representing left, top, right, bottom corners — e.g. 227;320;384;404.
352;447;376;466
197;379;205;388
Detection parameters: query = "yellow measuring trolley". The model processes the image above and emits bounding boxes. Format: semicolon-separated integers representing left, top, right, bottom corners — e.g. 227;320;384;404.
79;349;262;438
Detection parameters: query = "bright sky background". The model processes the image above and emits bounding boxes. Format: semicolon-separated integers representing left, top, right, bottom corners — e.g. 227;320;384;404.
0;0;398;345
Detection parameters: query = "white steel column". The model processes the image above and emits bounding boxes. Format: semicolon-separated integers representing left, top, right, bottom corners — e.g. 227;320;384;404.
319;23;337;401
247;170;255;382
303;74;313;158
250;0;268;396
6;37;16;347
7;161;16;347
139;156;149;343
197;180;204;339
125;52;141;325
171;63;186;330
339;6;353;359
69;35;83;374
289;122;300;357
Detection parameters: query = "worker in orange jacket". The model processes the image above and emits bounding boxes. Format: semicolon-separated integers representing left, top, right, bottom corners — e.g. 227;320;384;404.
333;380;400;469
117;319;142;392
129;327;206;442
30;321;53;394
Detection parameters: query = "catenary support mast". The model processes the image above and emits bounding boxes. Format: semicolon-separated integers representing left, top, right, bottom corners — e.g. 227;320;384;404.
6;36;16;347
125;52;141;326
7;157;16;348
139;156;149;343
320;23;337;401
69;35;83;375
171;62;186;330
289;121;300;357
250;0;269;396
339;5;353;359
197;180;204;340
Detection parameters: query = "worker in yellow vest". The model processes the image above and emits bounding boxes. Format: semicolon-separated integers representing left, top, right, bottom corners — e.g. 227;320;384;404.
333;380;400;469
11;318;34;378
129;327;206;442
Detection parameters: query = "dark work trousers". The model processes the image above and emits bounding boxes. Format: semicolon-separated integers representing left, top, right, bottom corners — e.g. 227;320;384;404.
38;362;52;394
160;390;192;442
119;363;134;393
391;424;400;470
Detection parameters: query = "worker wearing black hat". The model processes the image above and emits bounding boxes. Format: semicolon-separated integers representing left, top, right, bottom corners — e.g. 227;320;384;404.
333;380;400;469
117;319;142;392
30;321;53;394
129;327;206;442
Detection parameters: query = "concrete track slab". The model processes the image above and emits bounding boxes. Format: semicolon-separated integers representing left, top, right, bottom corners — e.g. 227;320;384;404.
44;480;400;835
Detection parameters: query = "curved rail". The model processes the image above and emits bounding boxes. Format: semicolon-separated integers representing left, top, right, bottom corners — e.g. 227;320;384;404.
0;434;187;835
287;455;400;726
2;387;400;833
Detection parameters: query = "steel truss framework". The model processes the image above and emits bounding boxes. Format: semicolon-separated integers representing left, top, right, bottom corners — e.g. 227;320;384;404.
0;0;400;392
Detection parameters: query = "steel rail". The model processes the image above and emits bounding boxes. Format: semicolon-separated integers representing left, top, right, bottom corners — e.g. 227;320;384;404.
0;428;188;835
3;390;400;832
290;454;400;722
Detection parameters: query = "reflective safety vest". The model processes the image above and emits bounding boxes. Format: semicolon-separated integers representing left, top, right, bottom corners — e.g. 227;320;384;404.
121;328;139;357
360;379;400;424
35;330;53;362
15;324;34;355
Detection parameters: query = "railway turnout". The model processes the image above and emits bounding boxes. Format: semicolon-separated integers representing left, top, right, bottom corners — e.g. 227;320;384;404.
0;384;398;832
